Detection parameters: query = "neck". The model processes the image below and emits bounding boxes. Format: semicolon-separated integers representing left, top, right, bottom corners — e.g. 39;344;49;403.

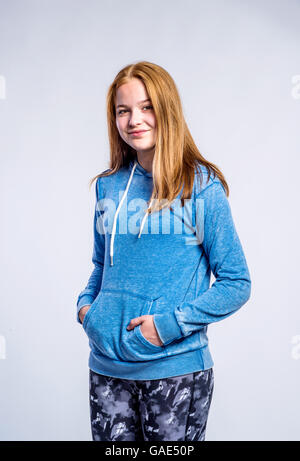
136;151;154;173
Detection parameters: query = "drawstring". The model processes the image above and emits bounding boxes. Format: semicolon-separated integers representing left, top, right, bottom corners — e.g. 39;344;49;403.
110;160;153;266
138;197;154;239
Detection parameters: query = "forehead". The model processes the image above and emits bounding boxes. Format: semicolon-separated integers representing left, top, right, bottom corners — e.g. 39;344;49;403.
115;78;150;105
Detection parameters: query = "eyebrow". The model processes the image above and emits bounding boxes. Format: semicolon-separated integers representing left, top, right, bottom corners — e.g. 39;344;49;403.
116;99;151;109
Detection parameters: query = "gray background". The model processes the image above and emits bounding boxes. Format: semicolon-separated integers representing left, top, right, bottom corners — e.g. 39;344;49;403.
0;0;299;441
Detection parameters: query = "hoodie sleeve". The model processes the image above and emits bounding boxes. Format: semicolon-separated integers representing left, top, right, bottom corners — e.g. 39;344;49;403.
76;177;105;324
153;179;251;346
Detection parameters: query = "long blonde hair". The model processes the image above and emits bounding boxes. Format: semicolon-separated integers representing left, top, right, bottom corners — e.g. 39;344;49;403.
90;61;229;214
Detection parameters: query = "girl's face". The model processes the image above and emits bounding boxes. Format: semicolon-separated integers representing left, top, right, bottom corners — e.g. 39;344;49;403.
115;78;157;156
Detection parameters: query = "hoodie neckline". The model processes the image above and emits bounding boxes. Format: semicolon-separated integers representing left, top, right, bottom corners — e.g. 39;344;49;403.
129;157;153;178
110;158;153;266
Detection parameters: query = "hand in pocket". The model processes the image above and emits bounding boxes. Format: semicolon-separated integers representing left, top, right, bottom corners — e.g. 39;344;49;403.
79;305;91;324
127;315;163;346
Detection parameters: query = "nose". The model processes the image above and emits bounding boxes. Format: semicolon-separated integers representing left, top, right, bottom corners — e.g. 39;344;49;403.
128;107;143;127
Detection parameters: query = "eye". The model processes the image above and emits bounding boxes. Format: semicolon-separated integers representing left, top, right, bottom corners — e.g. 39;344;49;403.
117;105;153;116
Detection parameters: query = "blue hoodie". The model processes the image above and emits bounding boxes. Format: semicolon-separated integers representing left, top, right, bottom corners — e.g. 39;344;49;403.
76;156;251;380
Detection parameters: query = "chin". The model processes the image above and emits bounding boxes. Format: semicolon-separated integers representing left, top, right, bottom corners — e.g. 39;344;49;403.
131;141;153;149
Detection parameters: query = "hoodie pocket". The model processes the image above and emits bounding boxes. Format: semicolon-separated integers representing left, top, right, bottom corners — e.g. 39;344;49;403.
82;298;98;330
151;296;203;356
83;288;166;362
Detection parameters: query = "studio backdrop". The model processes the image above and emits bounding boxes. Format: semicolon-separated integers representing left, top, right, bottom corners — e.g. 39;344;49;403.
0;0;299;441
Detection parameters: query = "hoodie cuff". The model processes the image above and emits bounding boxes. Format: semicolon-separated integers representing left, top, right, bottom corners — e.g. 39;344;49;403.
153;310;183;346
77;294;95;324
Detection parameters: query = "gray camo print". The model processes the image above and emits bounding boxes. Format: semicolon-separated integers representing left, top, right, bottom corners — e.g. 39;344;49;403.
89;368;214;441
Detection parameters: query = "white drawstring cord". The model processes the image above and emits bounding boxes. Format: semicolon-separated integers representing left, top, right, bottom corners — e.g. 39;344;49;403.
110;161;138;266
138;198;154;238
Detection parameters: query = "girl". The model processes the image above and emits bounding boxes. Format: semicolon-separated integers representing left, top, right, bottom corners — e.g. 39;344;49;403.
76;61;251;441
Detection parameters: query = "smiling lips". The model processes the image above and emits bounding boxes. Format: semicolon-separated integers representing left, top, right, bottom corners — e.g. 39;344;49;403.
129;130;149;136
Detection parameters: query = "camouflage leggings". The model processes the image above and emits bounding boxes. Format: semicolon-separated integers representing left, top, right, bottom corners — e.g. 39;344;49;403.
89;368;214;441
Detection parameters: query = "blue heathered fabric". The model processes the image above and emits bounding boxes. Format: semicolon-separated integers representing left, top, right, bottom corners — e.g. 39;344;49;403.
76;157;251;380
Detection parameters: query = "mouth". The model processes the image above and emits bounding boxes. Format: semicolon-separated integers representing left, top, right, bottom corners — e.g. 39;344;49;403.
129;130;149;136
